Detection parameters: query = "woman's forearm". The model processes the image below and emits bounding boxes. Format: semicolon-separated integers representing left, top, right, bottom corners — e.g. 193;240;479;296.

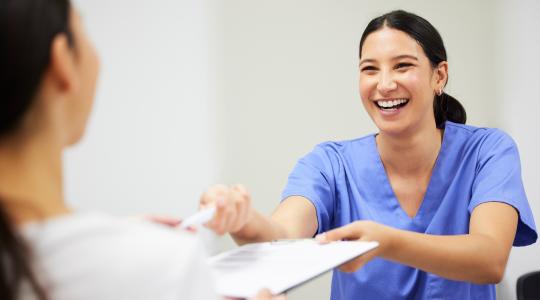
231;196;318;245
320;202;518;284
231;209;288;245
385;229;509;284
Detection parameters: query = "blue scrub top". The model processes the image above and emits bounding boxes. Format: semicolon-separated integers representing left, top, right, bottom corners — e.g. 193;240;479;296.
282;121;537;300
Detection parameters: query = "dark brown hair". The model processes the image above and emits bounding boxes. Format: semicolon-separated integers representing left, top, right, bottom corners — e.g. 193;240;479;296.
0;0;73;298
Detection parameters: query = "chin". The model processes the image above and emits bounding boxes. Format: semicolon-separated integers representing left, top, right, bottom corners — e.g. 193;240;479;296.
373;119;411;137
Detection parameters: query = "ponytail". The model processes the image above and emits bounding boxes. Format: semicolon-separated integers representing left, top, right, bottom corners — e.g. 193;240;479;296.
433;92;467;129
0;200;47;300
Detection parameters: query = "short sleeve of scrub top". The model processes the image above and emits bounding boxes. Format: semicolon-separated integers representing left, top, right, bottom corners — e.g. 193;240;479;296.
468;129;536;245
281;144;339;234
281;121;537;300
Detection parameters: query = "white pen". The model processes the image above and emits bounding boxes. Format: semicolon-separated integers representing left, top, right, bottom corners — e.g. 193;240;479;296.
180;207;216;229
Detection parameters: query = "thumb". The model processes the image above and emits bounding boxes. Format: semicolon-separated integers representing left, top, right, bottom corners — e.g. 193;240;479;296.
316;224;357;244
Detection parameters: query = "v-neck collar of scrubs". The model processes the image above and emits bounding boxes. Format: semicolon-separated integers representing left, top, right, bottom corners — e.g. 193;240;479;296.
368;127;450;228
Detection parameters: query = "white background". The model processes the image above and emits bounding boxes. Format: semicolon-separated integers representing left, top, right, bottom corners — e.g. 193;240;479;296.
68;0;216;216
68;1;539;299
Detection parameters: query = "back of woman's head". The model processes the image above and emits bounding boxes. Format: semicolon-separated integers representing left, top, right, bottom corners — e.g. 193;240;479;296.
0;1;71;298
359;10;466;129
0;0;72;136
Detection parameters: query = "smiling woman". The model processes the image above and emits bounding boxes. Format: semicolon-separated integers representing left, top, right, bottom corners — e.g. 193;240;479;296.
198;9;537;300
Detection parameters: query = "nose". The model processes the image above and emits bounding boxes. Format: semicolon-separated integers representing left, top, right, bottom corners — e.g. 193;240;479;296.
376;70;397;94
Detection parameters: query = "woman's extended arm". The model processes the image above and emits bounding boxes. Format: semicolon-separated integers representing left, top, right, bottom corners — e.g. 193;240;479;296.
319;201;518;284
200;184;317;245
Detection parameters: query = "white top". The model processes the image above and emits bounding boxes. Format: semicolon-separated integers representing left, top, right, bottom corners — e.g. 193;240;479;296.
19;212;219;300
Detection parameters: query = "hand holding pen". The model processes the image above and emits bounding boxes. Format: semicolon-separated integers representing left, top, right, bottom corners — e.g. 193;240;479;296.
199;184;254;235
131;184;254;235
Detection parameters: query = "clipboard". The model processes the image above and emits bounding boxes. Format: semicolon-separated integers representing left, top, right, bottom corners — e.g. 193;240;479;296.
207;239;378;298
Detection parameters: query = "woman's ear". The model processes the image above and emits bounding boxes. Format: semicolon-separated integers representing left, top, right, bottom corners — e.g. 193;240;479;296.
47;33;79;95
435;61;448;90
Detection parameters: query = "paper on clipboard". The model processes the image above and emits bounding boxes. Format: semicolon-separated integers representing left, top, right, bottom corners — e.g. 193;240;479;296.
207;239;378;298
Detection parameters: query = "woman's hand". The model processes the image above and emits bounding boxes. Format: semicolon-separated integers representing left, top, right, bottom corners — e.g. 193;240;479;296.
316;220;396;272
137;215;182;227
200;184;254;235
128;215;198;233
249;289;286;300
224;289;286;300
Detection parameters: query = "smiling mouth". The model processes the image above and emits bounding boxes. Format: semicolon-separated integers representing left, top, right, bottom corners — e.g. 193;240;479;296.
374;98;409;110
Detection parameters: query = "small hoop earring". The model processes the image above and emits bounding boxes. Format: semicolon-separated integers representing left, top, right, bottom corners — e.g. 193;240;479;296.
437;88;443;96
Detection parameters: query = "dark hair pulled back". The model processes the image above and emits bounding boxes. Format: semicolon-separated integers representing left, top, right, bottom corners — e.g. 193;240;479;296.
359;10;466;129
1;0;73;299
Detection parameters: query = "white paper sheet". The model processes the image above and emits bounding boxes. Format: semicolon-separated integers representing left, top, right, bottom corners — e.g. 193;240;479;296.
207;239;378;298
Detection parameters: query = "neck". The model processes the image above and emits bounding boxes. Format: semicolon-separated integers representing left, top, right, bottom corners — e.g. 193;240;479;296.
376;123;442;177
0;129;69;225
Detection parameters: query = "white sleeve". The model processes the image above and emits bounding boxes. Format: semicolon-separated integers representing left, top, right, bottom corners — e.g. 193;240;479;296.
23;215;222;300
174;240;220;300
132;230;221;300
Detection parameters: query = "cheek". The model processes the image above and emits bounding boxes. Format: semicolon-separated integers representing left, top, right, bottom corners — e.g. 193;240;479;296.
400;71;423;90
408;71;436;107
81;43;99;103
359;75;375;102
84;39;99;79
403;67;436;95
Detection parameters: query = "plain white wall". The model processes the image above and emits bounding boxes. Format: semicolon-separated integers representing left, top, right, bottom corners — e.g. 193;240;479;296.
495;1;540;299
211;0;502;299
65;0;216;217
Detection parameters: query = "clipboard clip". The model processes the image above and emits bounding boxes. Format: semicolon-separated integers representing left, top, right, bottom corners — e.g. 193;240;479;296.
270;238;315;245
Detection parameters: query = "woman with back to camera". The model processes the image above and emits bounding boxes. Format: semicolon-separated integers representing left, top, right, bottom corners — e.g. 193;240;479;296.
0;0;283;299
200;10;537;299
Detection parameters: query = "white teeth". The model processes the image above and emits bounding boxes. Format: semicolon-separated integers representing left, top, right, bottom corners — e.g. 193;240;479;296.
375;98;408;109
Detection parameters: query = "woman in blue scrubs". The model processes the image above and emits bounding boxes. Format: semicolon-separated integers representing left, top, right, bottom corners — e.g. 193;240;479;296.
201;10;537;299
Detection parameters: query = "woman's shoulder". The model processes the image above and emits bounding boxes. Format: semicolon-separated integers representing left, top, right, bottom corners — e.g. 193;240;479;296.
445;121;517;151
298;134;375;169
21;212;215;299
446;121;512;139
312;134;375;156
22;212;201;252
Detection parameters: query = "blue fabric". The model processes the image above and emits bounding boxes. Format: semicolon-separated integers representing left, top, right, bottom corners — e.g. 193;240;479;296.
281;121;537;300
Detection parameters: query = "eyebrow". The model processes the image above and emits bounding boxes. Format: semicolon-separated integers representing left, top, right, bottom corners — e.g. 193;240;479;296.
359;54;419;66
